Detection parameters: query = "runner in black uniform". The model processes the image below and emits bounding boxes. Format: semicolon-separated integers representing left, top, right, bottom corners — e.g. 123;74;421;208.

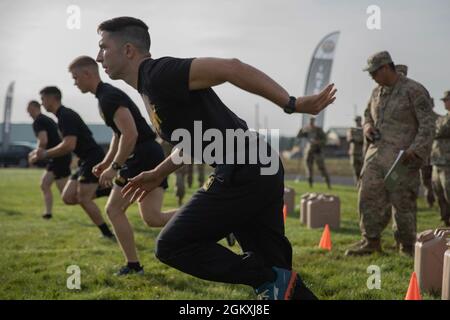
30;86;114;239
69;55;176;275
97;17;335;299
27;100;71;219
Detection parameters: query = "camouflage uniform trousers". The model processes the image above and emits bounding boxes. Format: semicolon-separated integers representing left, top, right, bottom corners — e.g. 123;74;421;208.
304;149;330;182
175;165;188;200
175;164;206;201
420;165;435;205
350;154;363;182
431;165;450;222
358;147;420;246
186;163;206;188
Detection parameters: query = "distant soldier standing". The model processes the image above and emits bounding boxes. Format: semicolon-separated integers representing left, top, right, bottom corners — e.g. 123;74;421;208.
159;139;187;206
347;116;364;184
297;117;331;189
346;51;434;257
186;164;206;189
431;91;450;227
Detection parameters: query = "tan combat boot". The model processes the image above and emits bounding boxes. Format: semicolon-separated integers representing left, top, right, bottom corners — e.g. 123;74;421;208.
345;238;382;256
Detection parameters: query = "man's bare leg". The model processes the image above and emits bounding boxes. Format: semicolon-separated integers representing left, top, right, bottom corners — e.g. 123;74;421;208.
77;182;107;226
40;171;54;218
61;179;79;205
139;187;177;227
104;186;138;263
55;177;68;194
61;179;114;237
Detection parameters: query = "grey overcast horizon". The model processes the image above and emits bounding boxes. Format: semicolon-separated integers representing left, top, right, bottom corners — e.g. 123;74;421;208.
0;0;449;136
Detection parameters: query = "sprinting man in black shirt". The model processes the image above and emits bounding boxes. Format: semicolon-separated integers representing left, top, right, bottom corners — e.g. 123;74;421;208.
27;100;72;219
97;17;336;300
68;56;177;275
30;86;114;239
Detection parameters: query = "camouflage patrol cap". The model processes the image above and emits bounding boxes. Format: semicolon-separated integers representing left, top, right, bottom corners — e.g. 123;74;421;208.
441;91;450;101
395;64;408;76
363;51;394;72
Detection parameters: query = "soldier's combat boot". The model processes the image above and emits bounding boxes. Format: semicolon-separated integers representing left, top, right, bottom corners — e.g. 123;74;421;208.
443;218;450;227
426;192;435;208
345;238;381;256
399;244;414;257
325;177;332;190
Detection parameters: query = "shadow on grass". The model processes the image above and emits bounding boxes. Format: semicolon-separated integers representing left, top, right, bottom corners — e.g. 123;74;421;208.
0;208;23;216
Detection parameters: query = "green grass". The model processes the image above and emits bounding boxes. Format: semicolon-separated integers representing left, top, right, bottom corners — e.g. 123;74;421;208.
0;169;442;300
281;157;354;176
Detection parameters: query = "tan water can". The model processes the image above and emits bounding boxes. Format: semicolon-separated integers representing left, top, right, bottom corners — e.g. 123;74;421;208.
300;193;318;224
414;228;450;294
283;187;296;215
306;194;340;229
441;241;450;300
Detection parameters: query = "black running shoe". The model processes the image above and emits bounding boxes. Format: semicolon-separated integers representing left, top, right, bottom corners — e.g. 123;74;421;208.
42;213;52;220
115;265;144;276
101;233;116;242
291;275;318;300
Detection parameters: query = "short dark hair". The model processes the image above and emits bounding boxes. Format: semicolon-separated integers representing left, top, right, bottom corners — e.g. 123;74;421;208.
40;86;62;101
69;56;98;71
28;100;41;109
98;17;151;52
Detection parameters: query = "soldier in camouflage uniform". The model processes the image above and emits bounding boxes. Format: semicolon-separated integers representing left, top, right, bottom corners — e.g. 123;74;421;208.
297;117;331;189
347;116;364;184
378;64;435;238
431;91;450;227
345;51;435;257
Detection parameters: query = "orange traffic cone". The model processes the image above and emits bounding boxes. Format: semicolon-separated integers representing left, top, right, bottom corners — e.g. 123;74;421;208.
283;204;287;223
318;224;332;251
405;272;422;300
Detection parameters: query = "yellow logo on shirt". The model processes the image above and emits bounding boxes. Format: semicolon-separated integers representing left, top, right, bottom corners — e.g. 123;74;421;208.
141;94;162;135
202;175;215;191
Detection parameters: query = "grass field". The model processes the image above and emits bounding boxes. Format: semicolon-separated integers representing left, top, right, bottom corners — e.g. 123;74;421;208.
0;168;443;300
281;157;354;177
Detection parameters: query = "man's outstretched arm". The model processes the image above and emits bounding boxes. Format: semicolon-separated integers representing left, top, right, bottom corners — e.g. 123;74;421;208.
188;58;337;115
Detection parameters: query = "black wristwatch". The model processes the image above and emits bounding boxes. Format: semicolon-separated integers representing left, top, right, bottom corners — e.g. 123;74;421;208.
283;96;297;114
111;161;122;171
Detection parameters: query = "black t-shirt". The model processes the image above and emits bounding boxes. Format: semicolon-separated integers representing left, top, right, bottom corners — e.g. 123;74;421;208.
95;82;156;144
137;57;249;166
55;105;101;159
32;114;61;149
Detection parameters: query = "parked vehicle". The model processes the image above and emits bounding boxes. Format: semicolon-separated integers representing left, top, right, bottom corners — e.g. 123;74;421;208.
0;142;37;168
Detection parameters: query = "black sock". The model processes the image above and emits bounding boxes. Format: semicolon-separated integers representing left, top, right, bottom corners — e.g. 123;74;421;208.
98;223;114;237
127;262;142;270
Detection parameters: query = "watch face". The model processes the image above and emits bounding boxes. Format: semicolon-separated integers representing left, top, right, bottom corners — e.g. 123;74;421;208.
284;106;294;114
112;163;121;170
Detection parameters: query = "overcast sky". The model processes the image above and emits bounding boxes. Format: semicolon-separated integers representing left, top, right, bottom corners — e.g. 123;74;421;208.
0;0;449;136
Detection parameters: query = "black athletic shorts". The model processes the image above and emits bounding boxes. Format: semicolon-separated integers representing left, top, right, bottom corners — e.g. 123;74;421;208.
70;148;105;184
47;154;72;180
114;139;168;190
